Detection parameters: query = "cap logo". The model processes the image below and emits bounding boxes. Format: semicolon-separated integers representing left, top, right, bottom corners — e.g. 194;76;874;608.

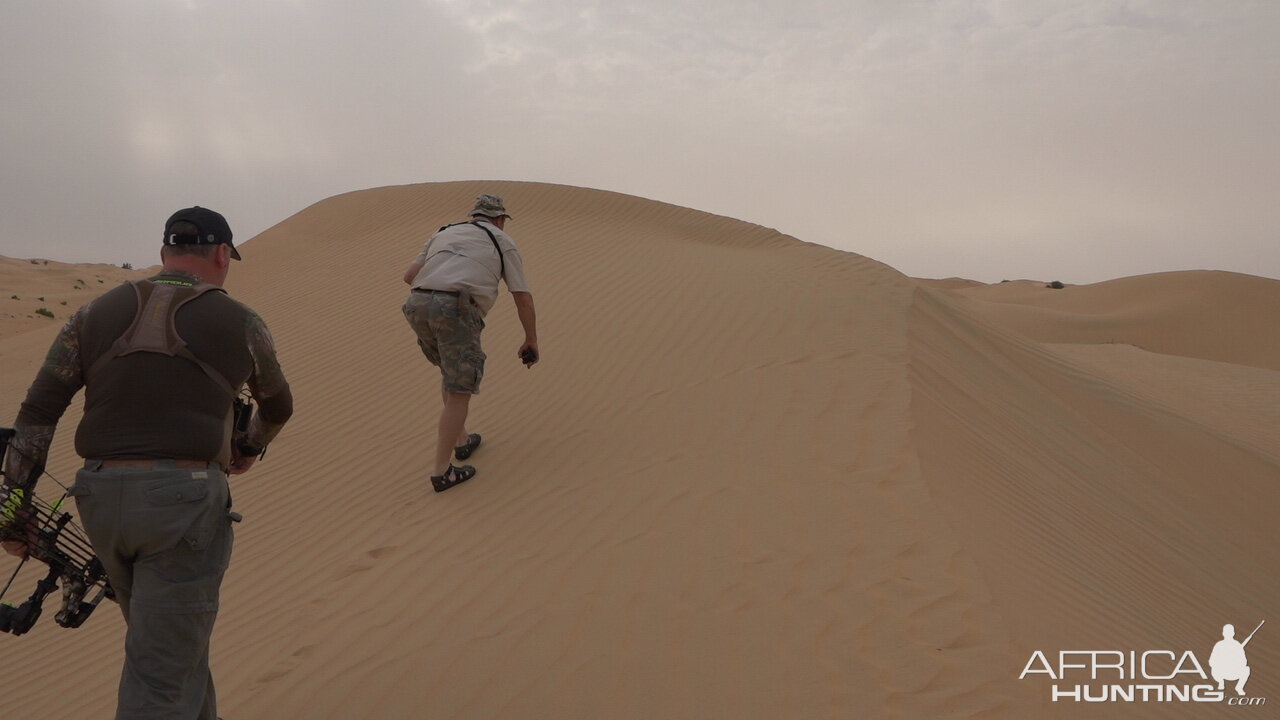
165;232;217;246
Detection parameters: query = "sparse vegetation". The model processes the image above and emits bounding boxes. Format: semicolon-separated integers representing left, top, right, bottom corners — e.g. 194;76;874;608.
9;295;17;300
1046;281;1065;289
35;307;54;319
122;262;133;270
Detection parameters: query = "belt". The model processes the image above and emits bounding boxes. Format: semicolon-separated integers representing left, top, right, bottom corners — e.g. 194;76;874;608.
89;459;215;470
412;288;460;296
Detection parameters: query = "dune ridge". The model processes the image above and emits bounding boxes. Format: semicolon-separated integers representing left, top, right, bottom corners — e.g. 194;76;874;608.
930;272;1280;371
1;181;1275;718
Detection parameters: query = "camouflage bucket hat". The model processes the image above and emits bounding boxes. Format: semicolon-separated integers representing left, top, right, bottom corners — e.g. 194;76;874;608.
469;194;511;219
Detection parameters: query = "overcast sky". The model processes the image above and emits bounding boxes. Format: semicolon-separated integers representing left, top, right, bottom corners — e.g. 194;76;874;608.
2;0;1277;283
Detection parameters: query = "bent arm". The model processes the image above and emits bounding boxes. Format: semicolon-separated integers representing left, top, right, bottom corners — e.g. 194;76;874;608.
244;314;294;450
402;262;424;286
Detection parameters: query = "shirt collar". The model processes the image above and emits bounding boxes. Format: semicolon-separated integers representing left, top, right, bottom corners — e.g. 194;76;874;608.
153;269;203;285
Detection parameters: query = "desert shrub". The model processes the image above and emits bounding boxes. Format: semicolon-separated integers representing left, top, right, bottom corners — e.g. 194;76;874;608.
35;307;54;318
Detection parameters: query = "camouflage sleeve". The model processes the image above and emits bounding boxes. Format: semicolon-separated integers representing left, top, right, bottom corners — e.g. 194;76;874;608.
34;306;87;401
244;311;293;449
2;425;53;493
5;309;87;492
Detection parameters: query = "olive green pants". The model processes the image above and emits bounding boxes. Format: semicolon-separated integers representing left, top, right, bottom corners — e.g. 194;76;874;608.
72;460;234;720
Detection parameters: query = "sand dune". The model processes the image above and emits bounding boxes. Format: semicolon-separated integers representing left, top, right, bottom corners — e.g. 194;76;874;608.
928;272;1280;371
0;256;152;340
1;181;1276;719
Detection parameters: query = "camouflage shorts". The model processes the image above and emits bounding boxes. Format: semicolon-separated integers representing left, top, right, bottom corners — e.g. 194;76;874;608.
402;291;486;394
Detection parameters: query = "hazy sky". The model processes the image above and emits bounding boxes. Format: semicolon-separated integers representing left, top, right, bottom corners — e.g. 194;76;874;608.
3;1;1277;283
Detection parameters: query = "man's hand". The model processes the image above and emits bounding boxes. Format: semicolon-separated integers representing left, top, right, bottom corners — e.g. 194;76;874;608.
2;538;29;559
228;443;259;475
518;341;540;367
228;454;258;475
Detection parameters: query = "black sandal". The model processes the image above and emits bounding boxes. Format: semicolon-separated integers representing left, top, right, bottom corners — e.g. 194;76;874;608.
454;433;482;460
430;464;476;493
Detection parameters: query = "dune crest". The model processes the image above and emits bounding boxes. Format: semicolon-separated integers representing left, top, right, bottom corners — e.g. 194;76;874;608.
1;181;1275;718
931;272;1280;371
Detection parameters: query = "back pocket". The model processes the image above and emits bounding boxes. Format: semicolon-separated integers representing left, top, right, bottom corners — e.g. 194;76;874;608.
143;480;209;507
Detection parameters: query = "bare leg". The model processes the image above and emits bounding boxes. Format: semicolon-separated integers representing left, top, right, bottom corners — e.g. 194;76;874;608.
441;388;470;447
436;391;472;476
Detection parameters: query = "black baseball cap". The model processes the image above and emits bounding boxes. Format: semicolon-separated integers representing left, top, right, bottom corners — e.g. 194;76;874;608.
163;206;241;260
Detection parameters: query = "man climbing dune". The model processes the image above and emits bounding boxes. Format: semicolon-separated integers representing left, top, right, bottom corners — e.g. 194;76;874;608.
401;194;539;491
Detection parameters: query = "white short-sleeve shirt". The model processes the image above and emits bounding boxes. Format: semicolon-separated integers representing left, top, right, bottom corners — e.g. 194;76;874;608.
410;219;531;317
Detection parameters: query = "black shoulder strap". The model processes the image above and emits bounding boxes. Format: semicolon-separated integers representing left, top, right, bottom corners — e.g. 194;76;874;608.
470;221;505;280
433;221;506;280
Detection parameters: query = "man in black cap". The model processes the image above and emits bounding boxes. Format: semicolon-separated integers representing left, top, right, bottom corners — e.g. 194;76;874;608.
1;206;293;719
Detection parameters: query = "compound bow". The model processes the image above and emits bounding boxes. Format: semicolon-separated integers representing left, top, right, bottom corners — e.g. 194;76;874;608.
0;427;115;636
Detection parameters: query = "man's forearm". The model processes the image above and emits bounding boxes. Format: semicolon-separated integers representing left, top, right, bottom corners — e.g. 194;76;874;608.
514;295;537;341
2;425;54;491
246;388;293;450
7;349;82;490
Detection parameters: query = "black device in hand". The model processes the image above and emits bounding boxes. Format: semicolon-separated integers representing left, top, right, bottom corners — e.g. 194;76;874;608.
520;347;538;365
233;395;253;433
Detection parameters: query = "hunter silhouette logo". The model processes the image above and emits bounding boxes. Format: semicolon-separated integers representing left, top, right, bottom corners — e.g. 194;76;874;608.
1211;621;1263;697
1019;620;1267;705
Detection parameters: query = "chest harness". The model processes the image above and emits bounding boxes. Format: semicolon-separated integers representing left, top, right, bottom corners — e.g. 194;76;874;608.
85;278;238;400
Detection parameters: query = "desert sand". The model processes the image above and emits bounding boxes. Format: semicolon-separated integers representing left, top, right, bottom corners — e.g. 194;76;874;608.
0;256;153;341
1;181;1276;719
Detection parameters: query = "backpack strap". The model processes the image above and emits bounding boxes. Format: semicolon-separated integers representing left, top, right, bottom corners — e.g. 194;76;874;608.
86;279;239;400
469;221;505;280
432;220;506;281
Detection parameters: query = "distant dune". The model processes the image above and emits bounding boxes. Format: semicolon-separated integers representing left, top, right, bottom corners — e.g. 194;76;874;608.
1;181;1275;719
933;272;1280;370
0;256;153;340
